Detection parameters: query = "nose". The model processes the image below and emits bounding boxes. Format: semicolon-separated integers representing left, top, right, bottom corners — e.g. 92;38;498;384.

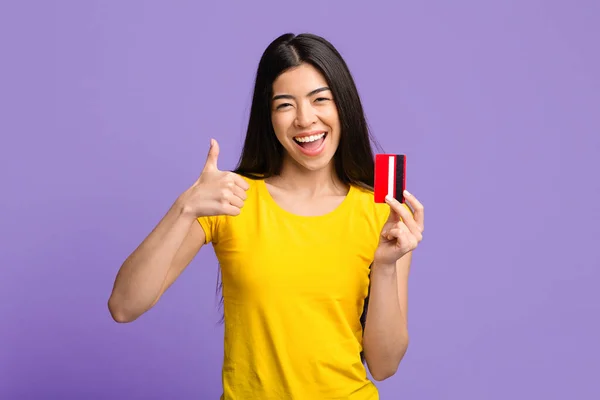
294;103;317;128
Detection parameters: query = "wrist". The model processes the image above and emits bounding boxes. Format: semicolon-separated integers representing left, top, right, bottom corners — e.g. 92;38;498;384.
371;261;397;274
173;193;198;221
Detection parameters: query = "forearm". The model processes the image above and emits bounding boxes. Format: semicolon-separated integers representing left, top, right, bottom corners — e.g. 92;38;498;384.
108;198;196;322
363;258;410;380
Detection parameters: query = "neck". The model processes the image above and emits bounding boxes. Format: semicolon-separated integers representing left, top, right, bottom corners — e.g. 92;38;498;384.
271;156;346;196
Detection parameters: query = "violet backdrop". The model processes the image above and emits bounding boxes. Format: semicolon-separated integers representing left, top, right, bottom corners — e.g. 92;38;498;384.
1;1;599;399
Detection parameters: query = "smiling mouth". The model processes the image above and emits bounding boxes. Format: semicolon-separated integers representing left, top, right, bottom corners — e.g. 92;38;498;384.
293;132;327;149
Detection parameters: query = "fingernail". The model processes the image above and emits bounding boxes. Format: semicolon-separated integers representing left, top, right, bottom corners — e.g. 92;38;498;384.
385;195;393;202
403;190;411;197
210;138;214;147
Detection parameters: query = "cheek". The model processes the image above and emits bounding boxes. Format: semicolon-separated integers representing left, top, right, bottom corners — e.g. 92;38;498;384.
321;107;340;129
271;114;295;142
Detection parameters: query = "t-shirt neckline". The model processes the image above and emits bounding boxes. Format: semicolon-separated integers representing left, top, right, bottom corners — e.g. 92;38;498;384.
257;179;355;220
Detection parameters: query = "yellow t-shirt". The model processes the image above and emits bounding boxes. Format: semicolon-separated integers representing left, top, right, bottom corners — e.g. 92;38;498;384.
197;176;390;400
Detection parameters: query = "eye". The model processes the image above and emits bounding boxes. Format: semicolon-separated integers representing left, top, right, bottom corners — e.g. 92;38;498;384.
315;97;330;103
276;103;292;110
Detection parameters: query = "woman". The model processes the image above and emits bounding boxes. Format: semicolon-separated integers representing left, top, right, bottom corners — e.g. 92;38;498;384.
108;33;424;399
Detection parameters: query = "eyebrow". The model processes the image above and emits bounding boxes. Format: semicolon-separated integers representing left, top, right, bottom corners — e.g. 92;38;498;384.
272;86;331;101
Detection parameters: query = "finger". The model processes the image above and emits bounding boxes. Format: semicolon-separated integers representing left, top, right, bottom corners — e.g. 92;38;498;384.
202;138;220;172
397;219;422;242
222;175;248;200
388;224;419;249
225;191;245;209
403;190;424;231
221;203;242;216
385;195;414;226
387;221;411;242
396;203;423;237
382;220;408;240
383;197;401;223
231;173;250;191
386;227;406;241
231;184;248;201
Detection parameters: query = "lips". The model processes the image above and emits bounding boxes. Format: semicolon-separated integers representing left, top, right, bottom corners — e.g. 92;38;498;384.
292;131;327;144
292;131;328;156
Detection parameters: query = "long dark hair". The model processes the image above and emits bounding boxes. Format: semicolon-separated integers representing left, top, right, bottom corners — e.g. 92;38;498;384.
218;33;383;359
233;32;382;189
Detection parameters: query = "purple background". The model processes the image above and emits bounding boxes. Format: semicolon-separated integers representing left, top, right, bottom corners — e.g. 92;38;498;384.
2;1;599;399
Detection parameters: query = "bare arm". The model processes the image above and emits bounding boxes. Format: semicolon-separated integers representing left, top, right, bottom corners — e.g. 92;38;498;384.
108;139;248;323
363;191;424;381
107;200;205;323
362;254;412;381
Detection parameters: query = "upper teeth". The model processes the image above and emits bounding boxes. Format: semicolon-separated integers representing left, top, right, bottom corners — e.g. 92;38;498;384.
294;133;325;143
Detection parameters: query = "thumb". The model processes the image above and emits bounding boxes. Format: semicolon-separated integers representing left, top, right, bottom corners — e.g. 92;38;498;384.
203;138;220;172
385;196;401;223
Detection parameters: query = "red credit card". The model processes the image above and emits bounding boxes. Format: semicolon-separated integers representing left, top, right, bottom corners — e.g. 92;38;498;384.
374;154;406;203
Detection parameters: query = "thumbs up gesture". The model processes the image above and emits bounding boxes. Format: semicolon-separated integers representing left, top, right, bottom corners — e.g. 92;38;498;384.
179;139;250;218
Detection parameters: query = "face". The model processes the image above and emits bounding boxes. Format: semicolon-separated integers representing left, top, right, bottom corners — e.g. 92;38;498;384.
270;63;341;172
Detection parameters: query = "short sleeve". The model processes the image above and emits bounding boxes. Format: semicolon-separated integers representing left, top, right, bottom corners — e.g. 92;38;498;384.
196;215;221;245
374;202;391;230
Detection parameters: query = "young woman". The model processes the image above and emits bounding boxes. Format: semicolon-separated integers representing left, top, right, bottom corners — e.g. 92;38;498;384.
108;33;425;399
